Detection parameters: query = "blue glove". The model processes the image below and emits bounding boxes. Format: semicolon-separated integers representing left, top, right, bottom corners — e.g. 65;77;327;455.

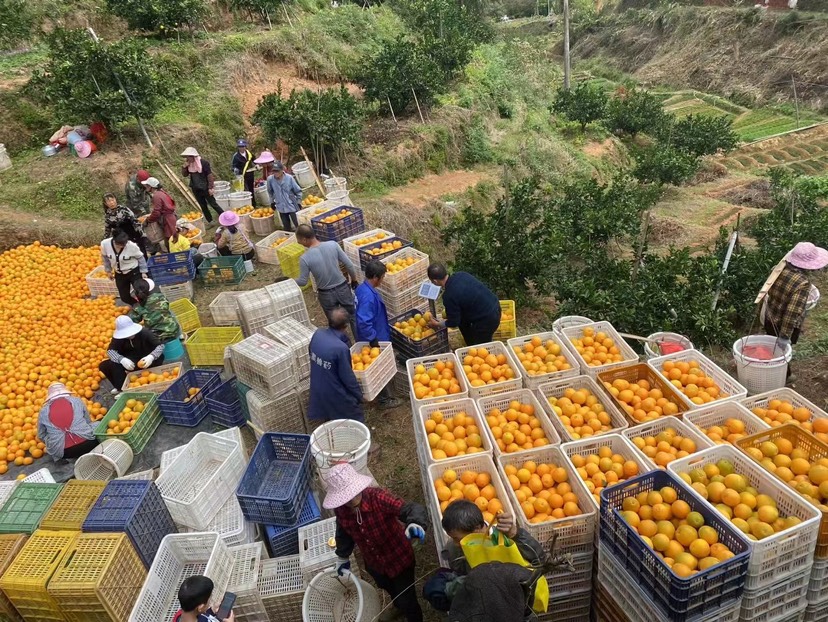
405;523;426;544
335;558;351;576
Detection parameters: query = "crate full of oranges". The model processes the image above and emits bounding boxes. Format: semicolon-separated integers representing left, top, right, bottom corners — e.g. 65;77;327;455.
93;392;162;454
122;363;181;393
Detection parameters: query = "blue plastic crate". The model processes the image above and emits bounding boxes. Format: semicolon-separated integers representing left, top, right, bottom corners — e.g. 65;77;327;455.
358;236;413;271
600;470;750;621
236;381;252;421
311;206;365;243
206;377;246;428
264;491;322;557
147;251;196;286
236;433;311;526
157;369;222;427
82;480;176;569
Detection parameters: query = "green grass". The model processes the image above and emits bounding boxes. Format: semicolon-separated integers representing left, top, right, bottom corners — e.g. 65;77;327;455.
0;47;45;76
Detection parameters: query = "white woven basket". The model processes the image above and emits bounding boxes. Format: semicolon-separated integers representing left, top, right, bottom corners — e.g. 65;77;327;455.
302;568;382;622
310;419;371;479
74;439;133;480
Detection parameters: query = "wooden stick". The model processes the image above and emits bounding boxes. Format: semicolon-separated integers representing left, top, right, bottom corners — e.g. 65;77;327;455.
300;146;327;197
412;88;425;124
157;160;201;211
387;96;398;124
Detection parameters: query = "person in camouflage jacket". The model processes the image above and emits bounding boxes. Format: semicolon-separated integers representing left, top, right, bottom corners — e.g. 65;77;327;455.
128;279;181;343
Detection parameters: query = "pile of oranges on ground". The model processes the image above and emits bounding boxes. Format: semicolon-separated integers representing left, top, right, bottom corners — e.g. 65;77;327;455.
351;345;382;371
569;446;641;505
424;409;486;460
434;468;504;524
0;243;126;473
658;360;727;406
504;459;583;523
569;326;626;368
460;347;517;388
546;386;617;439
749;398;828;442
510;335;573;377
410;359;463;400
628;426;700;468
126;367;180;389
603;376;681;423
251;207;274;218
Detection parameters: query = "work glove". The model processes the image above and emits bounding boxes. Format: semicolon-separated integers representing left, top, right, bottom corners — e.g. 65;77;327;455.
777;337;792;350
120;358;136;371
405;523;426;544
369;339;379;349
334;558;351;577
138;354;155;369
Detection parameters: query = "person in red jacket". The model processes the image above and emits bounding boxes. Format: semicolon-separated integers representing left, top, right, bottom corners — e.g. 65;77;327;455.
141;177;178;251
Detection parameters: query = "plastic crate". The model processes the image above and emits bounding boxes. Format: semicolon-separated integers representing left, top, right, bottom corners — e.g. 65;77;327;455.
600;470;750;621
229;334;295;397
236;287;279;338
506;332;580;390
39;480;106;531
476;389;562;454
805;604;828;622
647;349;748;410
736;424;828;558
597;363;691;424
86;266;119;298
0;534;26;622
128;532;233;621
377;247;429;298
206;377;247;428
159;427;250;475
263;317;315;380
669;445;821;590
0;483;63;534
156;432;246;530
358;236;413;271
209;291;243;326
311;205;365;242
593;580;629;622
256;230;296;265
158;369;222;427
351;341;397;401
739;387;828;428
297;516;362;584
117;469;155;481
177;494;256;549
561;321;640;379
264;492;322;557
227;542;268;621
739;566;809;622
405;352;469;410
0;481;17;511
622;416;714;470
185;327;244;366
416;398;492;465
47;532;147;622
684;401;771;446
539;590;592;622
383;281;425;320
247;386;307;437
93;391;162;453
236;433;312;525
455;341;524;399
258;554;304;622
0;530;78;622
147;251;196;286
493;300;517;342
546;551;594;599
23;468;56;483
169;298;201;335
390;309;450;361
276;242;306;279
158;280;193;302
121;361;183;393
808;557;828;604
265;279;312;326
198;255;246;285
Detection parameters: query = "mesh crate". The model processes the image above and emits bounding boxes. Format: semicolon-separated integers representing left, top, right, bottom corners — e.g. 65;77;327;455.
684;401;771;446
158;369;222;427
0;481;17;511
416;398;492;465
247;387;306;436
476;389;562;454
93;391;162;453
0;534;25;622
266;280;311;327
256;231;296;265
622;416;714;470
206;377;247;428
805;603;828;622
808;557;828;604
384;282;424;320
597;363;690;425
594;581;629;622
263;317;315;380
669;445;821;590
297;516;363;584
343;228;394;276
506;332;580;390
546;552;594;599
236;433;312;525
159;280;193;302
117;469;155;481
198;255;246;285
156;432;246;530
377;247;429;298
0;482;63;534
237;288;278;338
538;589;592;622
47;532;147;622
0;530;78;622
736;424;828;558
227;542;268;622
251;214;276;235
39;480;106;531
297;203;333;226
406;353;469;411
561;321;639;379
259;554;303;622
358;237;413;271
351;341;397;401
209;291;243;326
493;300;517;341
230;334;296;397
311;206;366;242
276;243;306;279
455;341;524;399
121;361;183;393
159;426;250;475
265;492;321;557
86;266;119;298
23;468;56;483
739;387;828;428
169;298;201;334
185;327;244;366
647;349;748;410
237;380;252;420
147;251;196;286
739;566;809;622
600;470;750;621
128;532;233;621
177;494;256;549
391;309;450;361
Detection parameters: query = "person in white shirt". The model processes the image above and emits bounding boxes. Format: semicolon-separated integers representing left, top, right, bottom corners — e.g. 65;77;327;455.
101;230;149;305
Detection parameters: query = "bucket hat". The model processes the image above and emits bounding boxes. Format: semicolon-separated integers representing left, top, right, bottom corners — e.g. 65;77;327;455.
46;383;72;402
254;150;275;165
237;139;248;147
219;211;240;227
180;147;200;157
136;169;150;182
75;140;93;158
113;315;142;339
788;242;828;271
322;463;374;510
175;218;195;231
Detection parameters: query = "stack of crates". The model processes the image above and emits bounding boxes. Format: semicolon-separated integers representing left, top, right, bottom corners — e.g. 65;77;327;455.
264;492;322;557
247;386;308;437
265;280;311;327
237;288;279;337
258;554;304;622
39;480;106;530
229;334;295;398
206;376;247;428
227;542;269;622
147;250;196;286
0;482;63;534
209;291;243;326
297;517;361;586
343;228;394;279
157;368;222;427
263;317;315;380
276;243;306;279
0;534;26;622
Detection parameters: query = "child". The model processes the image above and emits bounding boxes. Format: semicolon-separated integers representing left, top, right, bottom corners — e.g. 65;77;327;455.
173;576;234;622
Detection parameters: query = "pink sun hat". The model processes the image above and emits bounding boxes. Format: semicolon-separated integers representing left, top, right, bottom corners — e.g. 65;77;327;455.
788;242;828;271
322;463;374;510
254;150;275;165
219;211;240;227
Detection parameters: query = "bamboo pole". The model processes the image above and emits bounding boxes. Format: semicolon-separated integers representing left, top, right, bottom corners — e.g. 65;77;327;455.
300;147;327;197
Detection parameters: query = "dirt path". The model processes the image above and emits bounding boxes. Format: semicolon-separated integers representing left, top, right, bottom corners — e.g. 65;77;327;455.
383;170;495;208
0;206;100;252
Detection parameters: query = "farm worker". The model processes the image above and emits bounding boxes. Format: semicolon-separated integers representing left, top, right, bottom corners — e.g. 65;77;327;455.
99;316;166;395
427;263;501;347
142;177;178;252
101;231;149;306
215;211;255;261
354;260;401;410
324;462;428;622
231;138;256;198
173;575;235;622
124;169;151;216
103;192;147;257
181;147;224;225
169;219;204;268
763;241;828;380
307;307;364;423
128;279;181;344
295;224;359;337
266;160;302;232
36;383;98;461
254;150;275;183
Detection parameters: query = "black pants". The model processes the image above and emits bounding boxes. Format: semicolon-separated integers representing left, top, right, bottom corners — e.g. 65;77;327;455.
764;320;798;380
192;188;223;222
63;438;99;460
244;172;255;197
114;268;143;306
279;212;299;232
459;312;501;347
99;354;166;392
317;282;357;338
368;564;423;622
218;247;255;261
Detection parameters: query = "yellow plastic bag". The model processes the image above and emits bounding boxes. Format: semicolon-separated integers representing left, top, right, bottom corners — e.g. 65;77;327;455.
460;530;549;613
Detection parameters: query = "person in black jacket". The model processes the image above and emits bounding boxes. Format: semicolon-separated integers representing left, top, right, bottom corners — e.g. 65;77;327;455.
427;263;501;346
98;316;166;395
231;139;255;197
181;147;224;225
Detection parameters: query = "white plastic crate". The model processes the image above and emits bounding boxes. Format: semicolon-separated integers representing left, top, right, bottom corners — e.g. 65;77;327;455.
159;280;194;302
117;469;155;481
351;341;397;401
156;432;246;530
739;387;828;427
209;291;243;326
420;456;448;562
265;280;311;327
546;552;594;600
805;603;828;622
506;332;580;390
343;228;394;276
383;282;424;320
416;398;492;465
455;341;524;399
177;494;256;548
229;334;295;398
560;321;639;379
648;349;748;410
237;288;278;338
263;317;315;380
0;481;17;511
86;266;119;298
406;353;469;411
159;426;249;475
475;389;561;455
808;557;828;604
739;566;809;622
258;555;303;622
684;401;771;446
377;247;429;298
496;445;596;554
298;518;360;585
622;415;714;470
128;532;233;621
227;542;268;622
256;231;295;266
247;387;306;438
668;445;821;590
23;467;56;483
534;374;628;442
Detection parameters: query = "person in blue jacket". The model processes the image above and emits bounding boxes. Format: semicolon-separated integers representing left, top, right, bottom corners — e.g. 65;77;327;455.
307;307;365;424
354;261;401;410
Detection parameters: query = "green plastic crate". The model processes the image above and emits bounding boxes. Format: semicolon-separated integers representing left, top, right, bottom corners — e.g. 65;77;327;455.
197;256;245;285
0;484;63;534
93;392;162;453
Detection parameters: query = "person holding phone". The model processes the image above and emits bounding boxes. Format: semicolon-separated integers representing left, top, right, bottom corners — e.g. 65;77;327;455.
172;576;234;622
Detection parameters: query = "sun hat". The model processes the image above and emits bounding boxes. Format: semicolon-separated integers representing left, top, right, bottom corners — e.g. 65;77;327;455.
175;218;195;231
113;315;142;339
75;140;93;158
237;139;248;147
46;382;72;402
254;150;275;165
322;463;374;510
132;278;155;295
180;147;200;158
136;169;150;182
142;177;161;189
788;242;828;271
219;211;240;227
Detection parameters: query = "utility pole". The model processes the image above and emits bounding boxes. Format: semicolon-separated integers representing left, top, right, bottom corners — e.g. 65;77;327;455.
563;0;571;90
791;76;800;128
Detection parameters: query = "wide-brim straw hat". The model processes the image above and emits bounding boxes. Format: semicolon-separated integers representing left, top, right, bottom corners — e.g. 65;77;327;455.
789;242;828;271
322;463;374;510
180;147;200;157
46;383;72;402
254;150;275;165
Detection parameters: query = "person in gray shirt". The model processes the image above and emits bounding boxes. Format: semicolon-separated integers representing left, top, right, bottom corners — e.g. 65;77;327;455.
295;224;359;337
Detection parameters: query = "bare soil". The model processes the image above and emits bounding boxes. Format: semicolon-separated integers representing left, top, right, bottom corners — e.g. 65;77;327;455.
384;170;496;208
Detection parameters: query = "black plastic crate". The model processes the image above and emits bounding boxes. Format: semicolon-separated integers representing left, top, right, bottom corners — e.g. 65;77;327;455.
358;237;412;271
311;206;365;243
389;309;450;361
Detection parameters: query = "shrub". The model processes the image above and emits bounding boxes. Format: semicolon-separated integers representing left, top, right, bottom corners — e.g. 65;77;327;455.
551;81;607;131
657;114;739;157
104;0;207;33
0;0;36;51
605;86;669;136
633;144;700;186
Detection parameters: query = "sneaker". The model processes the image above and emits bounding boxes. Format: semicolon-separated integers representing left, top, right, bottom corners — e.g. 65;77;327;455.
377;397;402;410
110;388;121;396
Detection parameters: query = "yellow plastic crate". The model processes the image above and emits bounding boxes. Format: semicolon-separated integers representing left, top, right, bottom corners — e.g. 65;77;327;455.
169;298;201;335
0;534;26;622
276;242;306;279
47;533;147;622
39;480;106;531
0;530;78;622
185;327;244;366
493;300;516;341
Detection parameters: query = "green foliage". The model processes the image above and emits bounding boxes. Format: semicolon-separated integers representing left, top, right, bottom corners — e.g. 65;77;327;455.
462;115;495;165
0;0;36;51
552;81;608;131
633;145;700;186
656;114;739;157
104;0;207;32
605;87;669;136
